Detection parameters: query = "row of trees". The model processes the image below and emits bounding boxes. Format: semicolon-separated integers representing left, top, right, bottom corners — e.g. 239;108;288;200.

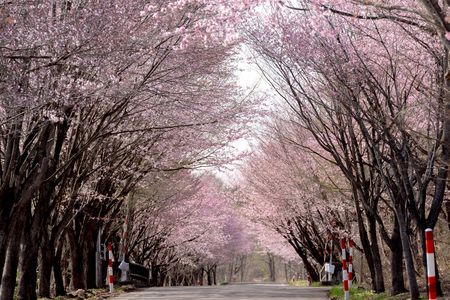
0;1;257;299
241;123;349;283
240;1;450;299
125;173;251;287
7;1;450;299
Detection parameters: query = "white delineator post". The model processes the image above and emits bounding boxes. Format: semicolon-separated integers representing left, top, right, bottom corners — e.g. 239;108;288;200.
120;215;129;282
341;238;349;300
108;242;114;293
348;239;353;287
123;215;128;259
328;239;333;282
425;229;436;300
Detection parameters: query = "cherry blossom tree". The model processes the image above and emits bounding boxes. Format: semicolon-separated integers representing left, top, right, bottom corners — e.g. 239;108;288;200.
126;172;252;287
0;1;257;298
244;2;447;298
239;115;351;282
4;1;450;299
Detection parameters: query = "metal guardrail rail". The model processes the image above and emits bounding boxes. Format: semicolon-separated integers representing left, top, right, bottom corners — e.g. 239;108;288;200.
128;262;149;283
103;261;149;285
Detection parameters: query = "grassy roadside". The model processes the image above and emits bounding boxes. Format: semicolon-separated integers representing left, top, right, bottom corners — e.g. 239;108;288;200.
289;280;322;287
329;285;425;300
38;285;135;299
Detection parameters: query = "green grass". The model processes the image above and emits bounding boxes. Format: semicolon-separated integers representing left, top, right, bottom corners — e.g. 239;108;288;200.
289;280;322;287
329;285;422;300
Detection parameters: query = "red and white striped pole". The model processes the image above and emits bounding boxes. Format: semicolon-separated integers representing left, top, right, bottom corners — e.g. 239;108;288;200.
348;239;353;287
425;229;436;300
108;242;114;293
341;238;349;300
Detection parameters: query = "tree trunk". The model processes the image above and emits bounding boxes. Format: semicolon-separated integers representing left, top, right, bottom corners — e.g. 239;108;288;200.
228;261;233;283
17;250;38;300
284;263;289;283
17;228;39;300
390;219;407;295
207;269;212;286
53;240;66;296
296;249;319;282
38;238;54;298
83;228;97;289
150;265;159;287
0;217;9;283
199;267;204;286
396;207;419;300
368;216;385;293
268;253;276;282
446;199;450;233
159;271;166;287
0;212;26;300
0;182;16;280
240;257;246;283
0;238;20;300
354;199;378;292
18;203;49;300
68;233;86;290
62;238;71;292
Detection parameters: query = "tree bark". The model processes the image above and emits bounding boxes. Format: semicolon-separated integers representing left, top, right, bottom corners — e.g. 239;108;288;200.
83;227;97;289
295;249;319;282
0;212;11;282
368;216;385;293
17;249;38;300
38;238;54;298
159;271;166;287
268;253;276;282
396;207;419;300
354;197;378;292
53;240;66;296
207;269;212;286
390;219;407;295
240;256;246;283
17;226;39;300
0;237;21;300
446;200;450;233
0;118;22;286
0;211;27;300
150;264;159;287
199;267;204;286
228;261;233;283
284;263;289;283
68;231;86;290
18;201;50;300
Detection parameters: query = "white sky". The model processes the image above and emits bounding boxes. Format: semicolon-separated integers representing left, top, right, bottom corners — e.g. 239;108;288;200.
213;46;272;185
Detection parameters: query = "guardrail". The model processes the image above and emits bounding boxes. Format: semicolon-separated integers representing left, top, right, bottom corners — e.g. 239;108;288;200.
102;261;149;286
128;262;149;283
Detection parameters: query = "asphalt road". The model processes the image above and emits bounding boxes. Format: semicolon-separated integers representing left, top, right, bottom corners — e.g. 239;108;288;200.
113;284;329;300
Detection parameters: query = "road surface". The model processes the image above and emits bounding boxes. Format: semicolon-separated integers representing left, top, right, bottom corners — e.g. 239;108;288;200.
113;283;329;300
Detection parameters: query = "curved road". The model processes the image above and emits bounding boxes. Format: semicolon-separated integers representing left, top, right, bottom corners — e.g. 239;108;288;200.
113;284;329;300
